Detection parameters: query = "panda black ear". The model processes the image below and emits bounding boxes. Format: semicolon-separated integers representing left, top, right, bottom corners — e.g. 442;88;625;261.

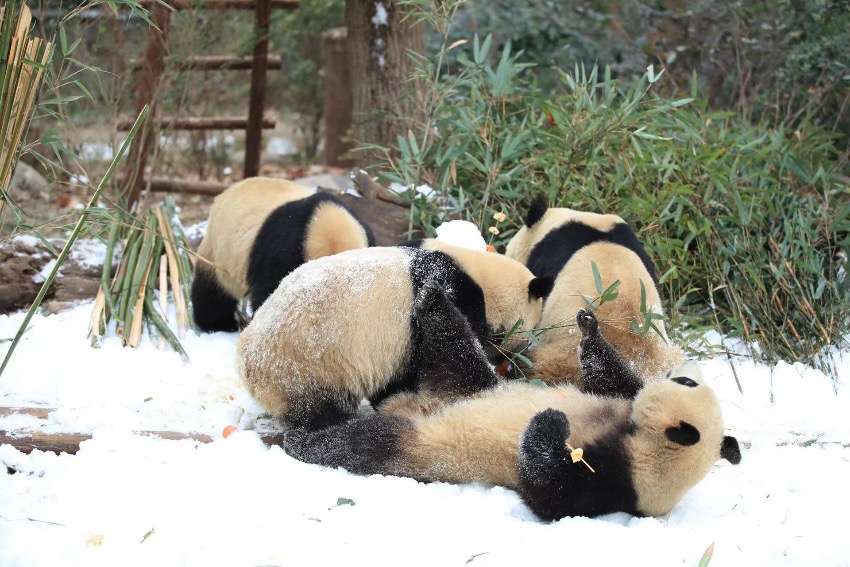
528;276;555;300
665;421;701;446
525;196;548;228
721;435;742;464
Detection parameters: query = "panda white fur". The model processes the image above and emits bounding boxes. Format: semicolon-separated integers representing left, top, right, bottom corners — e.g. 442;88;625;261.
282;290;741;520
236;243;555;430
505;196;683;391
191;177;375;332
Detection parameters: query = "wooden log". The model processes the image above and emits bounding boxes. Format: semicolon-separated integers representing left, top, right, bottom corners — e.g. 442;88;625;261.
243;0;272;178
144;177;230;195
322;27;354;168
128;55;283;71
316;170;421;246
0;407;52;419
116;116;276;131
0;429;216;455
136;0;299;10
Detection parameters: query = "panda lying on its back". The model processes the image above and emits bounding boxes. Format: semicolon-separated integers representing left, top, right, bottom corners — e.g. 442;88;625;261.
505;196;684;392
283;284;741;520
192;177;375;332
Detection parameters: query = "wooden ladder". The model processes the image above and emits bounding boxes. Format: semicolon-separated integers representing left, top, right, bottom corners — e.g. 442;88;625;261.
121;0;300;206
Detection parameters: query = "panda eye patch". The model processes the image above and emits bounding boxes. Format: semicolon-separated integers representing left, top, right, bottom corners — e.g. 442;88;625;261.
671;376;698;388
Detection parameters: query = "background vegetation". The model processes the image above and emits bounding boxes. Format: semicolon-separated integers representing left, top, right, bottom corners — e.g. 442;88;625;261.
381;0;850;377
3;0;848;378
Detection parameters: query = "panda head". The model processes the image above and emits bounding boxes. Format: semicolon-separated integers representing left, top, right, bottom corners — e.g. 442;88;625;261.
626;361;741;517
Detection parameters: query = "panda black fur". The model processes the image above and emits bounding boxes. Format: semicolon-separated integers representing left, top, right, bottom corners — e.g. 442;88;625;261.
191;177;375;332
505;196;683;387
236;243;554;430
283;294;741;520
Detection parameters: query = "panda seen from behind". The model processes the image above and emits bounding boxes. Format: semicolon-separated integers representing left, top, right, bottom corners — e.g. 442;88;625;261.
237;244;555;430
282;285;741;521
505;196;684;389
191;177;375;333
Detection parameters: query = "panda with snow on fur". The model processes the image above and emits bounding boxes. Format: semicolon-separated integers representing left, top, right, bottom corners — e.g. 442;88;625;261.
282;282;741;521
505;196;684;394
236;242;554;430
191;177;375;333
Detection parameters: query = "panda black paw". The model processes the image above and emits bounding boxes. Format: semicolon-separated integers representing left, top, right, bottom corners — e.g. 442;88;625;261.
519;409;571;482
280;428;310;459
523;408;571;450
576;308;599;335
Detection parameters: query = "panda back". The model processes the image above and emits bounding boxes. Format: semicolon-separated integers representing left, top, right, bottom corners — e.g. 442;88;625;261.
206;178;315;298
239;247;416;400
527;220;656;283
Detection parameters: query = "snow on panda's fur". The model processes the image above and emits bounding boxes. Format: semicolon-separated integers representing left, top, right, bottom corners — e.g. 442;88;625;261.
505;196;684;389
237;244;554;430
191;177;374;332
282;289;741;520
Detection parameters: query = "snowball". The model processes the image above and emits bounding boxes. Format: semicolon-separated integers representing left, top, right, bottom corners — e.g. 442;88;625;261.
435;220;487;252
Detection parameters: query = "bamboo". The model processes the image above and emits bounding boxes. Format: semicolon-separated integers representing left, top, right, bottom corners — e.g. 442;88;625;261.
0;4;52;215
0;106;150;379
126;216;158;347
156;205;188;336
143;293;189;361
158;255;168;350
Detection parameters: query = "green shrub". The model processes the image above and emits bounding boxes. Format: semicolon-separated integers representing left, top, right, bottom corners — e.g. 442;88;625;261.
381;6;850;377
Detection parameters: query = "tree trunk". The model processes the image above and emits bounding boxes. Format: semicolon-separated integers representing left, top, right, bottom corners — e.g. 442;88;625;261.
345;0;424;169
322;27;354;168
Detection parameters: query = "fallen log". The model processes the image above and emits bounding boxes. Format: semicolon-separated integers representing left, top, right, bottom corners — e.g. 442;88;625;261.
0;406;287;455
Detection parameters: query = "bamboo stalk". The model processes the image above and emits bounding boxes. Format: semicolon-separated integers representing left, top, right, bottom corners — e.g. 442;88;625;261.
126;216;158;347
0;3;52;215
158;255;168;350
156;205;188;336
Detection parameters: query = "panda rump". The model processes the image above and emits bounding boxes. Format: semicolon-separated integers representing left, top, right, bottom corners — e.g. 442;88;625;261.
237;244;554;430
191;177;374;332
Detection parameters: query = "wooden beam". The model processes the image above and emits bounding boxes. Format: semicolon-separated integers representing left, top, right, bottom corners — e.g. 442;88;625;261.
0;407;52;419
243;0;271;178
145;177;229;195
136;0;299;10
116;115;276;131
128;55;283;71
0;429;216;455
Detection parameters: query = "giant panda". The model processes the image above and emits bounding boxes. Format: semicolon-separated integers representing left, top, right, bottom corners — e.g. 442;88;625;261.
504;196;684;387
191;177;375;333
282;291;742;521
236;243;555;430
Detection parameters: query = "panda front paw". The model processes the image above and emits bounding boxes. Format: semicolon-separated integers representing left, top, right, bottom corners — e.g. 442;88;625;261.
522;408;571;452
519;409;571;484
517;409;574;521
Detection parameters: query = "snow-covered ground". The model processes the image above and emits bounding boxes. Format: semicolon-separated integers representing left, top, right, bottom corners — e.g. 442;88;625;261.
1;299;848;567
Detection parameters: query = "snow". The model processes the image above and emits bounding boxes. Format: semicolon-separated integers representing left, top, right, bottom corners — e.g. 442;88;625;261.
435;220;488;252
371;2;388;26
1;301;849;566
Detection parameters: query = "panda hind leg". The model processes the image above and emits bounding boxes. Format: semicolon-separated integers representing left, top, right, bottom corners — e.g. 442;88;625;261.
283;414;416;477
576;308;643;399
283;386;362;431
191;266;241;332
414;280;501;398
